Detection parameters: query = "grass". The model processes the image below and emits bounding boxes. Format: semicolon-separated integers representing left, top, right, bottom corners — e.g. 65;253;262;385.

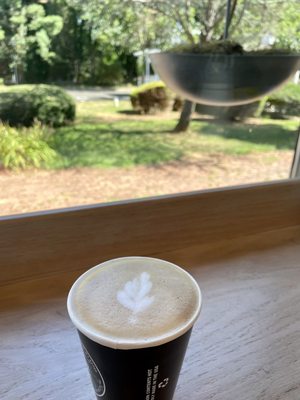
49;121;182;168
77;99;132;117
45;100;299;169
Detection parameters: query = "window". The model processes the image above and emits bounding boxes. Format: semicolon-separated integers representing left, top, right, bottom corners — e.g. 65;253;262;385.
0;0;299;217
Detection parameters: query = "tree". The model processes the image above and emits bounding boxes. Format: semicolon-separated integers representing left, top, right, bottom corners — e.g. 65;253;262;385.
232;0;300;50
0;1;63;83
64;0;176;84
33;0;95;84
272;2;300;51
68;0;175;52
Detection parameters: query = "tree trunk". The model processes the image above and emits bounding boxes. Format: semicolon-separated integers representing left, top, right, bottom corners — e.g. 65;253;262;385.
173;100;195;132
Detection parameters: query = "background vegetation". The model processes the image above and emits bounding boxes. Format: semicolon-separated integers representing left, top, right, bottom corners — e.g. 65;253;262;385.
0;84;75;126
0;1;299;170
0;99;298;170
0;0;299;86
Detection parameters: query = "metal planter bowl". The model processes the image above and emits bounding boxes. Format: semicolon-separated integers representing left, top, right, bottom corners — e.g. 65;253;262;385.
150;53;300;106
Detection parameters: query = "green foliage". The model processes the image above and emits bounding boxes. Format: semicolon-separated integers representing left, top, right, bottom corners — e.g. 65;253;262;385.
131;81;166;97
79;52;125;85
263;83;300;118
271;3;300;52
70;0;175;53
268;83;300;103
232;0;300;50
0;123;56;169
0;99;297;171
0;0;299;86
0;84;76;127
0;1;63;82
195;102;261;121
194;83;300;122
130;81;170;114
55;0;174;84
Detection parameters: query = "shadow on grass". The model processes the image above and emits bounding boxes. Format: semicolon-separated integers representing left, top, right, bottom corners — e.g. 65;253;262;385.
49;123;182;168
118;109;141;115
195;121;299;150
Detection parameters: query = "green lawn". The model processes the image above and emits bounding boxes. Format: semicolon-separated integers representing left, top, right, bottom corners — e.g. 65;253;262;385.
48;100;299;169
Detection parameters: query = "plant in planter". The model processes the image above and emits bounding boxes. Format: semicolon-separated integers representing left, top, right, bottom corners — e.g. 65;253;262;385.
150;39;300;107
150;1;300;109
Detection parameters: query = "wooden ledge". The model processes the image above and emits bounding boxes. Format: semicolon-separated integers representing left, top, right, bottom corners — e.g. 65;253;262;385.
1;180;300;399
1;179;300;287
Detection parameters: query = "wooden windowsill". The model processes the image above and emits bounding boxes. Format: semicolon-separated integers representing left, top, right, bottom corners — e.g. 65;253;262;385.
1;179;300;399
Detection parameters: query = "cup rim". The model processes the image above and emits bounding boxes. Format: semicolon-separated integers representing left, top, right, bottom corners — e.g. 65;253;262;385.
67;256;202;350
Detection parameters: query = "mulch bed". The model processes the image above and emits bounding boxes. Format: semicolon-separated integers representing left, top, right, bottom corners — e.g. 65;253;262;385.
0;151;293;216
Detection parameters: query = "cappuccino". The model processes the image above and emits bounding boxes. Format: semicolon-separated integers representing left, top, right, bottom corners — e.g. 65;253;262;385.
68;257;201;350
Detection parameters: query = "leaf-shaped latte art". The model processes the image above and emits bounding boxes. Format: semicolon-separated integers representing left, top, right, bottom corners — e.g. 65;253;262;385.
117;272;154;321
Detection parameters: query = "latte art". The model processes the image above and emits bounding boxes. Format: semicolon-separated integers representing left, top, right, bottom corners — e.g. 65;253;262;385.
117;272;154;323
67;257;201;349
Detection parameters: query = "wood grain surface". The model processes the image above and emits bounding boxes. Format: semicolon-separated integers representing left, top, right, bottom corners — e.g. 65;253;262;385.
1;229;300;400
1;180;300;399
1;179;300;286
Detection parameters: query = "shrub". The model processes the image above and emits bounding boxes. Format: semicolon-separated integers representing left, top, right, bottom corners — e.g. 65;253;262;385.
0;84;75;127
0;123;56;169
172;94;265;121
130;81;170;114
195;101;262;121
263;82;300;118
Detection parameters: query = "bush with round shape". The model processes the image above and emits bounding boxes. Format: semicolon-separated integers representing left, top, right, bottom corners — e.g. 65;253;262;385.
130;81;170;114
195;101;262;121
0;84;75;127
263;82;300;118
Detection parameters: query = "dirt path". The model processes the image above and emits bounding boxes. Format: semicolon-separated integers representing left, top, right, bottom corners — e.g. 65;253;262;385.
0;151;293;216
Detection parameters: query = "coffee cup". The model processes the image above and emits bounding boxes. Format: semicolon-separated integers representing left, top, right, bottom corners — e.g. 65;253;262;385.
67;256;202;399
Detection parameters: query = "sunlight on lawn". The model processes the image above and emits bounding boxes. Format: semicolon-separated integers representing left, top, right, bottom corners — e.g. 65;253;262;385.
47;100;299;169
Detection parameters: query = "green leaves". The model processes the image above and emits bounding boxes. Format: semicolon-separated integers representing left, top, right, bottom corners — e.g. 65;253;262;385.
231;0;300;50
0;84;76;127
69;0;176;52
0;123;57;170
0;2;63;81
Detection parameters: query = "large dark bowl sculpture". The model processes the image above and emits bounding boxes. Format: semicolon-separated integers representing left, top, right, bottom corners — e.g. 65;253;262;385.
150;53;300;106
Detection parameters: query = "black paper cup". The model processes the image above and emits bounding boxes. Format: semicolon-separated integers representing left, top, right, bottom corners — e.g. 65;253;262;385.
67;257;202;400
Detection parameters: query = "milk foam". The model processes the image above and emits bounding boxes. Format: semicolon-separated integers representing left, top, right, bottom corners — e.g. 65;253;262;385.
117;272;154;324
67;257;201;349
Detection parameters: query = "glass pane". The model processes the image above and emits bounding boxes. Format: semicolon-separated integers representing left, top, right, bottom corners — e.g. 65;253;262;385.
0;0;299;217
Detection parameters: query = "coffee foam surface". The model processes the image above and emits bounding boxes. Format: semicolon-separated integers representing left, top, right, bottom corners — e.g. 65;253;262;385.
68;257;201;349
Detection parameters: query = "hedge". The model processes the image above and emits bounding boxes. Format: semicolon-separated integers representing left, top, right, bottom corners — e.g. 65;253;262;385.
195;102;262;121
263;82;300;118
130;81;170;114
181;83;300;121
0;84;76;127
